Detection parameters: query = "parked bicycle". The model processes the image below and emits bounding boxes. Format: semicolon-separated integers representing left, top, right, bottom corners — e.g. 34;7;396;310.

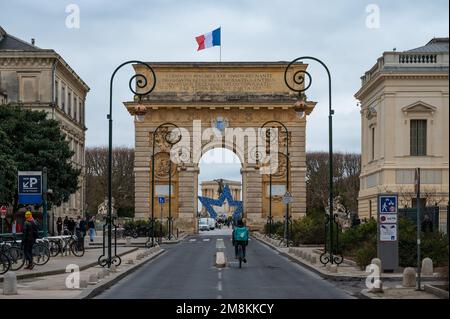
0;251;10;275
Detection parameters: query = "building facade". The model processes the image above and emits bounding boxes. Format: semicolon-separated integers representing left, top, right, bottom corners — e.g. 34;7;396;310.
200;179;241;217
356;38;449;230
0;26;89;221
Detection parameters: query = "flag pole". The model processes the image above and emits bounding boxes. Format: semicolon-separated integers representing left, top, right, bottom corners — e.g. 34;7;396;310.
220;26;222;62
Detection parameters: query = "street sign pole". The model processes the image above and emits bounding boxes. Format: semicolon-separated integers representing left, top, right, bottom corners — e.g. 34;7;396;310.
42;167;48;237
415;168;422;291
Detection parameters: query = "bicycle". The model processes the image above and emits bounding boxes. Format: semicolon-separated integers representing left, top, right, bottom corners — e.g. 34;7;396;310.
0;241;25;271
68;234;85;257
0;251;11;274
33;239;51;266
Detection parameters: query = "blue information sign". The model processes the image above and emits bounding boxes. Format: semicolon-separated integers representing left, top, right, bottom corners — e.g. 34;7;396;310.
158;197;166;204
379;195;397;213
18;171;43;205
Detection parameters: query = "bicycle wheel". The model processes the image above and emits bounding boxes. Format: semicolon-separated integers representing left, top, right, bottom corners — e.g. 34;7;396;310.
49;241;61;257
0;252;11;275
7;247;25;271
33;243;50;265
70;240;85;257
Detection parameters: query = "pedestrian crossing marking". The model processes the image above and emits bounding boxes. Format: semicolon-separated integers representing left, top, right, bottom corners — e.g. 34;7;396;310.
203;238;210;242
189;239;197;242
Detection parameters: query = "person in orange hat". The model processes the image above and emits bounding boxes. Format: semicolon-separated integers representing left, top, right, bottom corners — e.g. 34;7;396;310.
22;209;38;269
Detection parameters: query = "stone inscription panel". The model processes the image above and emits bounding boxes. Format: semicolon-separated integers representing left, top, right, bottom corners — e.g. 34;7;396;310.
156;72;276;93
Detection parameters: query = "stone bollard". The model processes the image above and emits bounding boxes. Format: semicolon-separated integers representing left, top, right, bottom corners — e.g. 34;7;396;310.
371;258;382;272
110;264;117;273
126;237;131;246
3;272;17;295
329;264;338;273
136;253;143;260
102;269;110;277
97;270;105;279
288;247;294;254
402;267;416;287
88;273;98;284
310;255;317;264
422;258;433;276
306;253;311;262
325;263;331;271
80;279;88;288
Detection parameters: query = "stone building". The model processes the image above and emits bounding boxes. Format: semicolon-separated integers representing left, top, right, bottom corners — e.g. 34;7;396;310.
200;179;241;217
356;38;449;230
0;26;89;221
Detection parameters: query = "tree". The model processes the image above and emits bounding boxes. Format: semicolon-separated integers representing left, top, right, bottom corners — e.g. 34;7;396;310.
306;152;361;215
0;104;80;211
85;147;134;217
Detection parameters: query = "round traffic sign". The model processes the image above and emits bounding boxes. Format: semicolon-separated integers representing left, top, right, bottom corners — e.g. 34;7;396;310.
0;205;6;218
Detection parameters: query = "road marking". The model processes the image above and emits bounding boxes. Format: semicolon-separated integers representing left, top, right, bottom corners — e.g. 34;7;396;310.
218;272;222;280
216;239;226;249
217;295;223;299
189;239;197;242
203;238;210;242
217;281;222;291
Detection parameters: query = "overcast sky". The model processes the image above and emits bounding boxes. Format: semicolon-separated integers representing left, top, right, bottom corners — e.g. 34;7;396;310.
1;0;448;184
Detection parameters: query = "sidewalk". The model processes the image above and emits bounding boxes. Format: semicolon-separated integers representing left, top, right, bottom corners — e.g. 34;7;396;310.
252;232;446;299
87;232;188;247
0;246;165;299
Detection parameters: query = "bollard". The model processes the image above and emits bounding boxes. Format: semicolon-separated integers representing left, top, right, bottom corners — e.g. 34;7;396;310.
80;279;88;288
103;269;110;277
325;263;331;271
110;264;117;273
402;267;416;287
306;253;311;262
88;273;98;284
329;264;338;273
422;258;433;276
126;237;131;246
370;258;382;272
310;255;317;264
3;272;17;295
97;271;105;279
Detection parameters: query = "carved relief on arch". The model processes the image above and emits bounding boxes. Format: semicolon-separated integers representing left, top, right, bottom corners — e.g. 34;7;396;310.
153;152;177;179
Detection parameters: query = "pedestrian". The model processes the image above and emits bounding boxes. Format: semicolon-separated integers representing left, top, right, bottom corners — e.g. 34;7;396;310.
22;210;39;269
56;217;63;236
63;216;69;229
88;216;96;242
68;218;75;234
11;218;17;234
421;214;433;233
80;216;87;239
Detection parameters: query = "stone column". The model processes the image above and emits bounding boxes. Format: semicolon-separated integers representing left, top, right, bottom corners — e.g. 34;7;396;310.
177;165;198;233
242;165;263;229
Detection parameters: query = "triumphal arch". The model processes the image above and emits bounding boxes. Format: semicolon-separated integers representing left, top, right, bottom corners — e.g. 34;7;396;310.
124;62;316;232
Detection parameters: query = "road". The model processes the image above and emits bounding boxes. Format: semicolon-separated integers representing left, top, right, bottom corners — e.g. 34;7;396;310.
96;228;354;299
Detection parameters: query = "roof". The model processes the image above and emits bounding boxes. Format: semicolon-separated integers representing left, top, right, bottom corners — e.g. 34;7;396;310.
0;26;45;51
407;37;449;53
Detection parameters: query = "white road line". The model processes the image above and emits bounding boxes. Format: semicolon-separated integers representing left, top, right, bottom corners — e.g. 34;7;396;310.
218;272;222;280
217;295;223;299
189;239;197;242
216;239;226;249
203;238;210;242
217;281;222;291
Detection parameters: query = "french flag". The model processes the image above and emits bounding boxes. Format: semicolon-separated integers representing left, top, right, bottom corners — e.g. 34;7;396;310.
196;27;221;51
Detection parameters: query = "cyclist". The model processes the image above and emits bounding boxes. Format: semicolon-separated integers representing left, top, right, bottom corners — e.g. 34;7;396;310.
232;218;249;263
22;209;38;270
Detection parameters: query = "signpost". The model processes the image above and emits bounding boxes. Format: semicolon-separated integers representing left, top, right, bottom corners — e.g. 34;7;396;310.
282;191;293;205
415;168;422;291
158;197;165;242
377;194;399;272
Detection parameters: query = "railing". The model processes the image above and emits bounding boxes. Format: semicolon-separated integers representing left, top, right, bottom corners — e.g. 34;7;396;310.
399;54;437;64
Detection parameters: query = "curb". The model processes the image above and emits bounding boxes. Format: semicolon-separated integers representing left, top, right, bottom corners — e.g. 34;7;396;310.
0;247;139;283
252;235;442;283
424;284;449;299
77;248;165;299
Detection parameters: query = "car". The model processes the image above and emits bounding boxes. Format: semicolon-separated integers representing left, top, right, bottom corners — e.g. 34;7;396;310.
199;219;209;231
207;218;215;230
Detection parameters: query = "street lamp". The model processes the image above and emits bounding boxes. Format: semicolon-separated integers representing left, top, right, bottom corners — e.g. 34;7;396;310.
98;60;156;268
146;123;182;248
284;57;343;265
260;121;290;245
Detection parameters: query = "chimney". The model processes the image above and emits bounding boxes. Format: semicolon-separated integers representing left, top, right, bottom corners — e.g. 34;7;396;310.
31;38;35;45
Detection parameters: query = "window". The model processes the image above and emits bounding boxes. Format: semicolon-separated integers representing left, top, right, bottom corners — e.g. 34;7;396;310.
410;120;427;156
68;91;72;117
61;86;66;112
79;101;83;125
371;127;375;160
55;81;59;106
74;96;77;122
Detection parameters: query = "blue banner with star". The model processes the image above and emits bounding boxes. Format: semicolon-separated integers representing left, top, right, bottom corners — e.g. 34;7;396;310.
198;185;243;220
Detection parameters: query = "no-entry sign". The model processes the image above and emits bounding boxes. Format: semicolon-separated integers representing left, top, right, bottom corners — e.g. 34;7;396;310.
0;206;6;218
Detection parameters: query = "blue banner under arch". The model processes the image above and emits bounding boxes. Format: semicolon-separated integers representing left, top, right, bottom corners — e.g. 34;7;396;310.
198;185;243;220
